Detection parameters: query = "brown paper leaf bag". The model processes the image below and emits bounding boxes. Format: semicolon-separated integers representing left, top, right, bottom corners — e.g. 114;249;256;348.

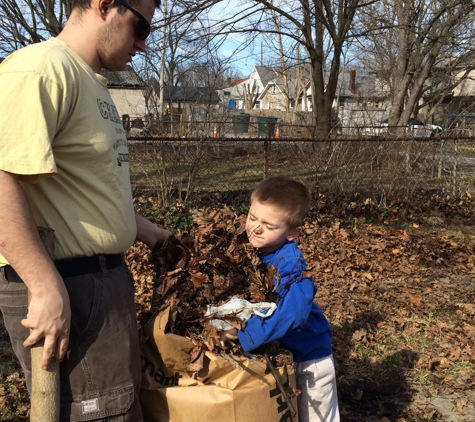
140;308;298;422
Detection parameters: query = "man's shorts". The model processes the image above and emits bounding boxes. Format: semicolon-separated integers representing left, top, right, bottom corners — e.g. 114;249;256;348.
0;258;143;422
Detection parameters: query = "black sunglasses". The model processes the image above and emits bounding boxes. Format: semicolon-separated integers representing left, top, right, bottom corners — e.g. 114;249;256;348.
114;0;151;40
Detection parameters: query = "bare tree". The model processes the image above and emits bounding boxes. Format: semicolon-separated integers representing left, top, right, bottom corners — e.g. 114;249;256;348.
237;79;260;109
0;0;72;56
356;0;475;131
196;0;373;136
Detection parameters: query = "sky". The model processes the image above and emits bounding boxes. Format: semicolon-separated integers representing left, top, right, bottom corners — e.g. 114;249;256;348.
137;0;284;79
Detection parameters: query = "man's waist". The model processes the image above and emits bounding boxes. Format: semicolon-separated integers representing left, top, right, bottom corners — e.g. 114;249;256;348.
2;254;124;282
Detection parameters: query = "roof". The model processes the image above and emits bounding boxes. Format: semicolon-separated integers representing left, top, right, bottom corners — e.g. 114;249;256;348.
254;65;312;85
254;66;280;86
159;86;221;103
338;69;379;97
100;65;145;87
220;78;248;89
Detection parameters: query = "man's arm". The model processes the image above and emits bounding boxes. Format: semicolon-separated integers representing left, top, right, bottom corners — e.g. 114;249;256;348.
135;211;173;250
0;170;70;370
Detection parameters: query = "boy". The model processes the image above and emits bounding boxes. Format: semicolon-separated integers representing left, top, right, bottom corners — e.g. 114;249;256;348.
219;176;340;422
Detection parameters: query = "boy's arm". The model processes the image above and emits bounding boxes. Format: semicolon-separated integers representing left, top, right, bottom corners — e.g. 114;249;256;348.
237;274;315;352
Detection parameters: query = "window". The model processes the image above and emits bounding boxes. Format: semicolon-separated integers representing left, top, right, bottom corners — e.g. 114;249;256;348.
224;91;231;96
255;101;261;109
268;102;272;109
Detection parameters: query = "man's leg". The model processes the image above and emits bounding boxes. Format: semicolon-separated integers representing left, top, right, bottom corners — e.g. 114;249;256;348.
0;267;32;392
59;264;143;422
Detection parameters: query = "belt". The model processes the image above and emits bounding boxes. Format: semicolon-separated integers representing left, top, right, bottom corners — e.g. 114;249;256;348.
3;254;123;283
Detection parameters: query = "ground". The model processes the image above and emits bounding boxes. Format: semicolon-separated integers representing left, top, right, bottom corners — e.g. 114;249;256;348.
1;195;475;421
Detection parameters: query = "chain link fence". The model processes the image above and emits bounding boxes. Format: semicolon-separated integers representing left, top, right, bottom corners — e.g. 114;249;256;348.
128;125;475;208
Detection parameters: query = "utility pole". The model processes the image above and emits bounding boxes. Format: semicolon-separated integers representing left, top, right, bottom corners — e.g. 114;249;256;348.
159;0;167;119
260;38;263;65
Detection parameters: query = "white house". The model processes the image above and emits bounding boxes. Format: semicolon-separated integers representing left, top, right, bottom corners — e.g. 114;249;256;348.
216;77;248;110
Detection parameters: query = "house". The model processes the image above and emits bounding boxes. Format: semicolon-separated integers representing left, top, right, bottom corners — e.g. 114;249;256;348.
101;65;151;122
332;68;388;128
234;66;281;109
449;67;475;115
232;65;312;111
299;68;389;129
257;77;309;112
216;77;248;110
156;86;221;117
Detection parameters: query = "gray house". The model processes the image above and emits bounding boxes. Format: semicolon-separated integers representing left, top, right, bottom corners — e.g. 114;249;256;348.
101;65;151;123
154;85;221;117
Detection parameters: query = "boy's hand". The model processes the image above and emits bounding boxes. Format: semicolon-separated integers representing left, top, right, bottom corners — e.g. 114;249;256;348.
218;328;238;349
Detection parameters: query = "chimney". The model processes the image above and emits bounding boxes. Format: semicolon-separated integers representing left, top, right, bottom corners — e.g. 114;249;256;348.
227;76;232;86
349;68;356;93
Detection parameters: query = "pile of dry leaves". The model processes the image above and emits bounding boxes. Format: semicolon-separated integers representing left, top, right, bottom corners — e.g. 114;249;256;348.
126;207;287;361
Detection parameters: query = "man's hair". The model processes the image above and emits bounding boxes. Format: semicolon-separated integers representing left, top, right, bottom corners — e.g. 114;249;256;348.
73;0;161;12
250;176;310;229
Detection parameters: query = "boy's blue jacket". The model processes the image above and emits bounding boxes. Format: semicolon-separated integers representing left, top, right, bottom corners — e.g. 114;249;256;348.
237;240;333;362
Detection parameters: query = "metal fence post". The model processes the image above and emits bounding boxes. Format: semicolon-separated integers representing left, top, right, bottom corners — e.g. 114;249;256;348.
264;139;270;178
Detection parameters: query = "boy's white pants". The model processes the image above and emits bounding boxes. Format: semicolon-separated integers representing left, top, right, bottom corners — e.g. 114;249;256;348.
295;354;340;422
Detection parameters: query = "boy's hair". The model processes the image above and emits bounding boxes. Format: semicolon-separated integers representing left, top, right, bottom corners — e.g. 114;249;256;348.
73;0;161;12
251;176;310;229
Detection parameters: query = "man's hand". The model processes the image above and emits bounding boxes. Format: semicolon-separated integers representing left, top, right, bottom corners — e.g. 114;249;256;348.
135;211;174;250
21;278;71;370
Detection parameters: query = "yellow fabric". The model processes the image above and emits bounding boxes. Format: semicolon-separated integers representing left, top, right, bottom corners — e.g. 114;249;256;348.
0;38;136;264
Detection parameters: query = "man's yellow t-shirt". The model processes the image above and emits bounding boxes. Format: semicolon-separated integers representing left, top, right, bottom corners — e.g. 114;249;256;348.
0;38;137;263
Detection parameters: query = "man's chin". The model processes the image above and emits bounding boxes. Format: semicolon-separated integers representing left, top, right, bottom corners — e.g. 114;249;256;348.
102;62;127;72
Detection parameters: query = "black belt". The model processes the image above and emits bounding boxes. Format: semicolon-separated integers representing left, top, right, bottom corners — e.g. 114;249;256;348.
3;254;123;283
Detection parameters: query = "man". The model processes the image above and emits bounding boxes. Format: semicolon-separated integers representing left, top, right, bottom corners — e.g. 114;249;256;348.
0;0;164;420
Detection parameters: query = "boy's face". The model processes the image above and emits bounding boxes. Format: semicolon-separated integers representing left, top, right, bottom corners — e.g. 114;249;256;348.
246;200;301;254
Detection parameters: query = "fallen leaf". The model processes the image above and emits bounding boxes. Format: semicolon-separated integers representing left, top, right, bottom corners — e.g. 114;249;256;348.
352;329;367;342
408;293;422;306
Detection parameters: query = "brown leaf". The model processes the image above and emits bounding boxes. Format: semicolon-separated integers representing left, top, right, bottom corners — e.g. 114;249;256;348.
213;274;234;297
455;397;468;411
352;388;363;400
189;271;209;289
408;293;422;306
264;263;277;290
189;345;203;362
156;274;180;296
221;316;246;330
362;272;373;281
352;329;367;342
448;348;461;361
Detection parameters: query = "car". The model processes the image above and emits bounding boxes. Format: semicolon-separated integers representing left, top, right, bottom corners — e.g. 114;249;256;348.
362;117;442;137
